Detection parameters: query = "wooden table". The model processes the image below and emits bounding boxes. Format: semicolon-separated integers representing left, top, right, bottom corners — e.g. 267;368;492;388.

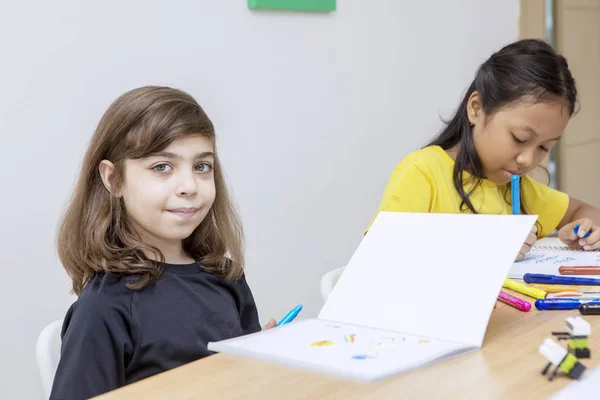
97;293;600;400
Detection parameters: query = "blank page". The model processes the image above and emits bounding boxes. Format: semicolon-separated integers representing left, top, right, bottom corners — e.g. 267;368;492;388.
319;212;537;347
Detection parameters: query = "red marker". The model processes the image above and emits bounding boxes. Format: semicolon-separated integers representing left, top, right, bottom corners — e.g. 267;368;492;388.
559;266;600;275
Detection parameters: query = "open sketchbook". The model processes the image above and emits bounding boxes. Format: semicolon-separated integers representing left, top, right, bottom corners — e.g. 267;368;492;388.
208;212;537;382
509;237;600;279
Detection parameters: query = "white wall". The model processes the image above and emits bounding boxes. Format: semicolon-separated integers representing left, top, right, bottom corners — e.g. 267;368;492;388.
0;1;517;398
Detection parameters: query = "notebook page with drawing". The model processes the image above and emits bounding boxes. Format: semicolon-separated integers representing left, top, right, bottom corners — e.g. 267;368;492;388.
508;237;600;279
208;212;537;382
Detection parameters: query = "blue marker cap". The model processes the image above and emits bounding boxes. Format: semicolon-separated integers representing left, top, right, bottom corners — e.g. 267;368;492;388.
511;175;520;215
574;224;591;239
276;304;303;327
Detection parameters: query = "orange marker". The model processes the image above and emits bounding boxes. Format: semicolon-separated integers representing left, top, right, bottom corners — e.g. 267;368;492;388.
559;266;600;275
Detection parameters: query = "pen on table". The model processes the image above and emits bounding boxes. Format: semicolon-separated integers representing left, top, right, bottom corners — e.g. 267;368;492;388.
498;290;531;312
535;298;600;311
574;223;591;239
275;304;303;327
530;284;600;293
559;266;600;275
503;278;546;299
546;291;600;299
580;303;600;315
524;273;600;286
511;175;520;215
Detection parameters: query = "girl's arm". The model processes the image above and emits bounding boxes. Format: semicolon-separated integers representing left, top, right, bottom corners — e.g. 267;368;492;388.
50;294;133;399
558;197;600;228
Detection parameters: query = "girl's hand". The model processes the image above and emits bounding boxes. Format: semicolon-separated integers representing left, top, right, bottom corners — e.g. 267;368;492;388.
559;219;600;250
516;225;538;261
262;319;276;330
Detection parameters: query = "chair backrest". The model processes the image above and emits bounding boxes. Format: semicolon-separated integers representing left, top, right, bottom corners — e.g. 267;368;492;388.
36;319;63;399
319;266;345;301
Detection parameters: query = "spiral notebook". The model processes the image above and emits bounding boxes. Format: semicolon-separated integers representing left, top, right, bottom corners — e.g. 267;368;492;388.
208;212;537;382
508;237;600;279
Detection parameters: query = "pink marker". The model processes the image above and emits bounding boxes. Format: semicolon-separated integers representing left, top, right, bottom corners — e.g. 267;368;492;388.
498;290;532;312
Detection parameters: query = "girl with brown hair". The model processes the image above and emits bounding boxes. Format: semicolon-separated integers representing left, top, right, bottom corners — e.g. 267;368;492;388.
51;86;275;399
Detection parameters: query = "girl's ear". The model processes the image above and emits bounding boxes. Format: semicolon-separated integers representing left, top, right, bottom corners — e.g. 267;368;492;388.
98;160;122;197
467;91;484;127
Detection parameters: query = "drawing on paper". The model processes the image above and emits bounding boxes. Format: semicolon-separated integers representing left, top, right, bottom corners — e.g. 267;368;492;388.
351;354;375;360
344;334;356;344
311;340;334;347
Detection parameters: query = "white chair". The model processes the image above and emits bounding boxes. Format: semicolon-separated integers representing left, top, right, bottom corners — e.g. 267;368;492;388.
319;266;345;301
36;319;63;399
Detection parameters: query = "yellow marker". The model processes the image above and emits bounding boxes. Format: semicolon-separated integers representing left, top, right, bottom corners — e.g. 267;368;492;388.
503;278;546;299
530;284;600;293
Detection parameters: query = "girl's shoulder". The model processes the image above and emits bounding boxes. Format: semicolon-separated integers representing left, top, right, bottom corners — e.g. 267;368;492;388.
74;273;136;316
394;145;453;175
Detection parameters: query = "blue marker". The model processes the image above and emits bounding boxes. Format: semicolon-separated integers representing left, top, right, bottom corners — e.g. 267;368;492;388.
276;304;303;327
524;273;600;286
511;175;520;215
535;298;600;311
574;224;591;239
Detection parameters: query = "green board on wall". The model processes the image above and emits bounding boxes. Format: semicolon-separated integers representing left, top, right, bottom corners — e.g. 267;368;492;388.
248;0;336;12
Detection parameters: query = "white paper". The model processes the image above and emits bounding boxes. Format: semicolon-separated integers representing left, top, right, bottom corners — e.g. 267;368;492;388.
319;212;538;347
550;364;600;398
509;237;600;279
208;319;470;382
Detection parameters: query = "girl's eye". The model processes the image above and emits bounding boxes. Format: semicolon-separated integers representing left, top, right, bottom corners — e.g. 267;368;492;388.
512;134;526;144
152;163;172;172
539;145;550;152
195;162;213;173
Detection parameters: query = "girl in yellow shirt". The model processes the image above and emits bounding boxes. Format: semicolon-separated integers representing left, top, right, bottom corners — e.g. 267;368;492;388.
370;39;600;259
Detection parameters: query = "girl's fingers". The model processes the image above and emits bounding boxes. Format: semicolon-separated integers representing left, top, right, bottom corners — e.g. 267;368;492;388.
559;222;579;243
576;218;594;238
581;226;600;250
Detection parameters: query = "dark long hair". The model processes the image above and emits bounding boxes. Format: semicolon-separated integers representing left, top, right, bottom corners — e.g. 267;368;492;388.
427;39;577;215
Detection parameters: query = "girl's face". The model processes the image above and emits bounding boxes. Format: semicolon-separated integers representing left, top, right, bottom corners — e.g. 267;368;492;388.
108;135;216;251
467;94;570;185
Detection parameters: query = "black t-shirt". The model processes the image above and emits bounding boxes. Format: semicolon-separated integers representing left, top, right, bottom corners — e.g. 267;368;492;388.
50;263;261;400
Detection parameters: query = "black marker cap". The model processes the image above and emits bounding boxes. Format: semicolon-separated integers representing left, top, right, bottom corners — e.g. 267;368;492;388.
579;303;600;315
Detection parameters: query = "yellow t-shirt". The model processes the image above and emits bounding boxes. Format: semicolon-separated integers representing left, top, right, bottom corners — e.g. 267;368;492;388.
368;145;569;238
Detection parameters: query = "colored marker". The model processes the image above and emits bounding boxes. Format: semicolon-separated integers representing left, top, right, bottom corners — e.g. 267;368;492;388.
523;273;600;286
579;303;600;315
511;175;520;215
574;224;591;239
546;292;600;299
535;299;600;311
503;278;546;299
276;304;303;327
530;284;600;293
559;266;600;275
498;290;531;312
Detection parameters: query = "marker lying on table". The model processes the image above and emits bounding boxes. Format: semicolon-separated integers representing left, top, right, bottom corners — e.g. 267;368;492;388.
530;284;600;293
503;278;546;299
523;274;600;286
535;299;600;311
559;266;600;275
574;224;591;239
580;303;600;315
511;175;520;215
275;304;303;327
498;290;531;312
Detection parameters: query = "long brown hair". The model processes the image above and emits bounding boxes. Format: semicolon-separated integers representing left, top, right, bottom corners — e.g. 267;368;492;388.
57;86;244;295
